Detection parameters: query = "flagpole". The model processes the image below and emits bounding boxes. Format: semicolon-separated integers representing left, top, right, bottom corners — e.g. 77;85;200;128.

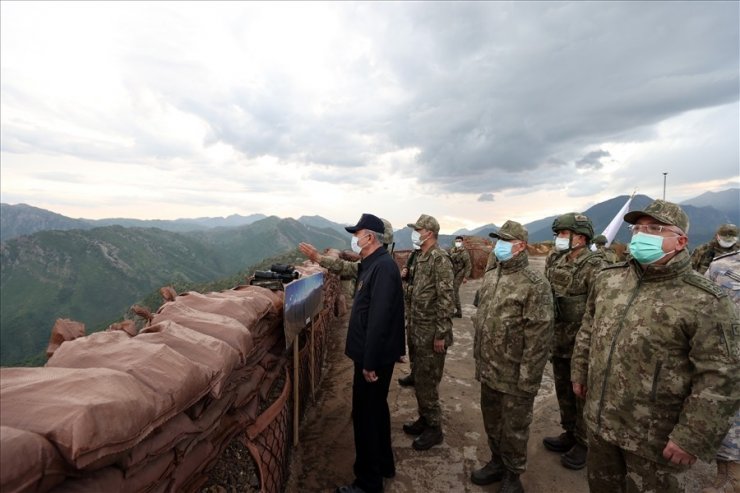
663;172;668;200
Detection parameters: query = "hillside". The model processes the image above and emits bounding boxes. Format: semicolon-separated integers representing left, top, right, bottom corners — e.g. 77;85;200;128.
0;218;347;366
681;188;739;222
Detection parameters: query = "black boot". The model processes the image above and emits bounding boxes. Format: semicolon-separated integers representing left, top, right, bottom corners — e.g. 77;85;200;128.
453;310;462;318
470;458;505;485
542;431;576;452
402;416;427;435
412;426;444;450
398;374;415;387
499;471;524;493
560;442;587;470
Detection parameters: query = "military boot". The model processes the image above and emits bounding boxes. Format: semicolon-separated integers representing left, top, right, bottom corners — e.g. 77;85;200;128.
702;460;740;493
560;442;587;470
470;457;505;485
542;431;576;452
397;374;415;387
412;426;443;450
402;416;427;435
499;471;524;493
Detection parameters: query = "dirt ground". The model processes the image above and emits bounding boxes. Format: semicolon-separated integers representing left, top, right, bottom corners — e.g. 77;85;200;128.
286;256;715;493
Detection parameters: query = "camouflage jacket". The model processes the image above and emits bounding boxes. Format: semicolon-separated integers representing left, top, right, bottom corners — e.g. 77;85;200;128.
705;251;740;316
473;252;554;397
403;250;420;309
545;248;604;358
571;250;740;463
691;239;740;275
318;255;359;299
595;246;619;264
408;244;455;346
448;246;472;280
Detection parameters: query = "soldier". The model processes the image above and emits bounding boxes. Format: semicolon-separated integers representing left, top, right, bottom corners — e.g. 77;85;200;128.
448;235;472;318
571;200;739;493
470;220;553;493
542;213;603;470
398;242;421;387
702;250;740;493
691;224;739;274
401;214;455;451
592;234;619;263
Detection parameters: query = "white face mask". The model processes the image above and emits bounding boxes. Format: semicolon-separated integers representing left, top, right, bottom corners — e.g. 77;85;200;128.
554;237;571;252
351;233;368;254
411;230;426;247
454;241;462;248
413;242;421;250
719;237;737;248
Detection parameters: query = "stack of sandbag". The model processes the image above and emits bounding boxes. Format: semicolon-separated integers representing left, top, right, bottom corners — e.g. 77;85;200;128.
462;237;493;279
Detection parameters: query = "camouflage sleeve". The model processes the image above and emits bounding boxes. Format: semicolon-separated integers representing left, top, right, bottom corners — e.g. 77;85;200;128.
584;255;605;292
690;245;706;272
571;275;598;385
433;253;455;342
518;279;554;394
463;250;472;278
669;295;740;461
318;256;359;278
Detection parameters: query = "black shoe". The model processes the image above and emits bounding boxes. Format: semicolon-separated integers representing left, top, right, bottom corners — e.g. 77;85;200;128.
398;374;415;387
543;431;576;452
336;484;367;493
412;426;443;450
499;471;524;493
561;442;587;470
454;311;462;318
470;459;505;485
402;416;427;435
381;468;395;479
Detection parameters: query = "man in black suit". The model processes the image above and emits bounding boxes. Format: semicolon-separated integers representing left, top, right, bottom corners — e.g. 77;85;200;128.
337;213;406;493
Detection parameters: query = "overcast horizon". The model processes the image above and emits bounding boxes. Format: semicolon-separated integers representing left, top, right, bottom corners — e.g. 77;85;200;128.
2;2;738;234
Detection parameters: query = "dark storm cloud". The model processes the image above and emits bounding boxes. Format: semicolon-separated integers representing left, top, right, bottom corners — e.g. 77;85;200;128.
477;193;495;202
576;150;611;170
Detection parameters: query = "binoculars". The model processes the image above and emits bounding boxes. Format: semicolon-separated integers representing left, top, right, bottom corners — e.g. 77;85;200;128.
253;264;300;283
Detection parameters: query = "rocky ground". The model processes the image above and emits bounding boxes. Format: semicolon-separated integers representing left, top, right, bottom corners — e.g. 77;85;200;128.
285;255;716;493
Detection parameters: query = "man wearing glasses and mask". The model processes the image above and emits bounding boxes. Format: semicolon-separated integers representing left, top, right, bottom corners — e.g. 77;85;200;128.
571;200;739;493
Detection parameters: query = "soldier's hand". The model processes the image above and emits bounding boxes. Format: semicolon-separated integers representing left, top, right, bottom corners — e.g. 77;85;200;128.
662;440;696;466
433;339;446;354
401;267;408;279
298;242;320;263
572;382;587;399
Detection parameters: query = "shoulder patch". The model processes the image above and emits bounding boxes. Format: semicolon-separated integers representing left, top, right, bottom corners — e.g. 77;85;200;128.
683;272;726;299
522;267;544;284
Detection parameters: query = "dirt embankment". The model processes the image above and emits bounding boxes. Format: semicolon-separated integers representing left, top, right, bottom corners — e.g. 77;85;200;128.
287;257;715;492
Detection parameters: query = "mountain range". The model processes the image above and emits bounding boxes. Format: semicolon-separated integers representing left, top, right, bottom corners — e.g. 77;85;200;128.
1;188;737;366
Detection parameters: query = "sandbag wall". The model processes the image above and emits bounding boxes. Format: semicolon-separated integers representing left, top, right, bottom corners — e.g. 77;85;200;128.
0;262;342;493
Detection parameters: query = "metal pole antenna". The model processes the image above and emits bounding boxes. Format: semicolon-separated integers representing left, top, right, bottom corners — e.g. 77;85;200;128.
662;172;667;200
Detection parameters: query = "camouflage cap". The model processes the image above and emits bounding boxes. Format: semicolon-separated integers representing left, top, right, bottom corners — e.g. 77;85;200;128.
593;234;607;245
407;214;440;234
624;199;690;234
489;220;528;242
381;218;394;245
717;223;739;238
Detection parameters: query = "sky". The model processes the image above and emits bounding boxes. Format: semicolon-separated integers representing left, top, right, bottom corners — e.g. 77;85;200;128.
1;1;738;233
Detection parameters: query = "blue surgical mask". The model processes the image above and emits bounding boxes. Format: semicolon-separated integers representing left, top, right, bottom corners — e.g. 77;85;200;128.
629;232;670;265
494;240;514;261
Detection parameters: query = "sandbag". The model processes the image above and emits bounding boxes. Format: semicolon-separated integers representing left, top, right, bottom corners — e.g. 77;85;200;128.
46;319;85;359
0;426;67;493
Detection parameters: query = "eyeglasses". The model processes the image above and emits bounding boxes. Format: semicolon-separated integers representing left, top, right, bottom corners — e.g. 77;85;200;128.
628;224;683;236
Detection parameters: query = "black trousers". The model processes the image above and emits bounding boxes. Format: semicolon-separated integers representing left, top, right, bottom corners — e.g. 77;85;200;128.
352;361;395;493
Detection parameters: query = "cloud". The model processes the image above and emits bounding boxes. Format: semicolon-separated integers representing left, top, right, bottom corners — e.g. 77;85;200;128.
477;193;495;202
575;150;611;170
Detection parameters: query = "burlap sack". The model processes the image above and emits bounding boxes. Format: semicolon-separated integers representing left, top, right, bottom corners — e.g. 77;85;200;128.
45;319;85;359
0;426;67;493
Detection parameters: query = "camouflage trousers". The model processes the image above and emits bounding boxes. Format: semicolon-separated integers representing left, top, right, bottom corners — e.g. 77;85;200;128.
552;356;587;445
480;383;535;474
717;409;740;462
452;274;464;313
413;344;446;427
587;432;688;493
406;323;417;377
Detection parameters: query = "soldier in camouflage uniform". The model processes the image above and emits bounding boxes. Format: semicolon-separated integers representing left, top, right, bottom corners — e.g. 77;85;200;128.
571;200;739;493
448;235;472;318
593;234;619;263
542;213;603;470
470;220;553;493
398;243;421;387
703;250;740;493
691;224;739;275
401;214;455;451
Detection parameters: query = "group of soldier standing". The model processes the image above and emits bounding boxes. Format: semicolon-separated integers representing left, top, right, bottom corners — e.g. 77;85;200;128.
299;199;739;493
